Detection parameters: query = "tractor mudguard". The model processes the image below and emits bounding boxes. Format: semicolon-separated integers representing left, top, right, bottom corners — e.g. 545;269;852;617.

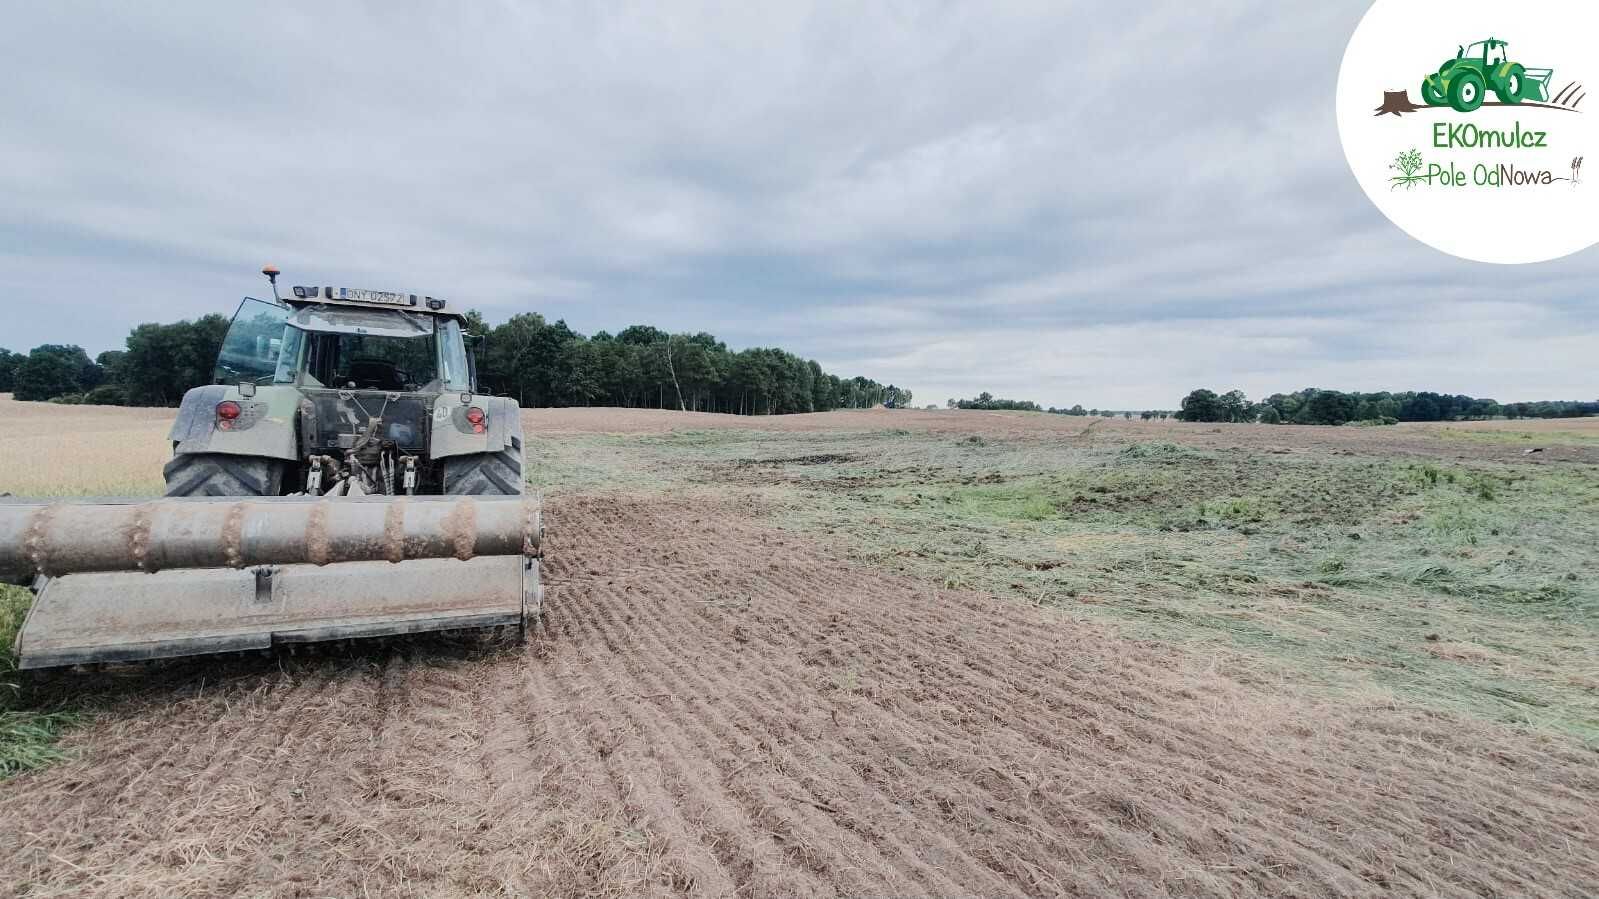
429;395;524;460
169;384;299;461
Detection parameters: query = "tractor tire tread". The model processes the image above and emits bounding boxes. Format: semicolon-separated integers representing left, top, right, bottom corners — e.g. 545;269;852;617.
163;453;287;497
442;445;525;496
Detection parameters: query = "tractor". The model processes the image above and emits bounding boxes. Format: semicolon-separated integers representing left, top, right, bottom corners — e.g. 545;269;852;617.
2;267;542;669
1422;39;1554;113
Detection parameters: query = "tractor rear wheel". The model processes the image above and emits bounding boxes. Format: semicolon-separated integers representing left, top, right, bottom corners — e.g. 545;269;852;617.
442;438;525;496
1448;71;1485;112
1495;64;1525;104
163;453;288;497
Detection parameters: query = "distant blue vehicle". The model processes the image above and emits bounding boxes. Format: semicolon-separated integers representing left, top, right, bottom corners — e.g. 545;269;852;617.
884;387;900;409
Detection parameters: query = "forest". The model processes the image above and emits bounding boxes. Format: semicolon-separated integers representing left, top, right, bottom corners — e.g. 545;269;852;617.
1176;387;1596;424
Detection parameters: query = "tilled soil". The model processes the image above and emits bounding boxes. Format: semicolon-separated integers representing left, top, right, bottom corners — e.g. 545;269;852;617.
3;495;1598;897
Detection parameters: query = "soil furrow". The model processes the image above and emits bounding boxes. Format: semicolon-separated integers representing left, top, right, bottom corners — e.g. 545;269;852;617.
555;593;783;896
566;577;868;896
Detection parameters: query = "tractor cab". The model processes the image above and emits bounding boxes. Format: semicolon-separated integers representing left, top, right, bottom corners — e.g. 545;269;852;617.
212;289;476;394
1459;39;1509;66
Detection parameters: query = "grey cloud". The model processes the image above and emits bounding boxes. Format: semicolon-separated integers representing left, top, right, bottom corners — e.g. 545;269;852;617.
1;1;1594;408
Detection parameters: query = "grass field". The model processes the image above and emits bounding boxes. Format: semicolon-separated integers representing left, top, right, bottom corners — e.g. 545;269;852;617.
3;396;1598;896
517;413;1599;742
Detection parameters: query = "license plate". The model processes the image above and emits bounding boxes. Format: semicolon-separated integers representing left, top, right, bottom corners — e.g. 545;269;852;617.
329;287;416;306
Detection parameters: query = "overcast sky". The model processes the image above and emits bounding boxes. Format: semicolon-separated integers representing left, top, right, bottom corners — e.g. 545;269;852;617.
3;2;1595;408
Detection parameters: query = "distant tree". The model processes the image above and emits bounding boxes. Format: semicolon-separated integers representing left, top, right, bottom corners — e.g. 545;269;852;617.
13;344;96;401
1258;406;1282;424
616;324;668;346
1178;389;1223;422
480;313;573;406
951;392;1040;411
553;338;603;406
84;383;129;406
78;357;106;391
95;350;127;385
460;308;489;337
0;348;19;392
1176;389;1255;423
121;315;229;406
1399;392;1442;422
1301;390;1357;426
1123;411;1133;420
1220;389;1253;423
659;337;688;411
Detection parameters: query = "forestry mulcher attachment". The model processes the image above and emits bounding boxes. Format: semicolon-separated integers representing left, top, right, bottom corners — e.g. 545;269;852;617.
1;267;542;669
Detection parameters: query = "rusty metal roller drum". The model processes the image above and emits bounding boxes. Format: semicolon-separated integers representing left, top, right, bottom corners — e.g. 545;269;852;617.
0;495;543;578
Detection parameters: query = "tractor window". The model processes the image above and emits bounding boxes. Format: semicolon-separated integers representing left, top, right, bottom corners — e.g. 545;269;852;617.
273;326;305;384
214;297;292;385
325;333;439;392
437;319;472;390
1464;41;1486;60
1485;43;1506;66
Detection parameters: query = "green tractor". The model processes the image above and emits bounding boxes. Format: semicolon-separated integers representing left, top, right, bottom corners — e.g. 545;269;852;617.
1422;38;1554;112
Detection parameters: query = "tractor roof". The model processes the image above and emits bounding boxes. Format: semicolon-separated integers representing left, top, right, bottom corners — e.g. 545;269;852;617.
287;304;439;338
287;285;458;316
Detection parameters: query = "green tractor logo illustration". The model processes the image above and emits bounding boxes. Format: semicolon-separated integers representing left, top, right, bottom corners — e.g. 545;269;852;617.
1421;38;1554;111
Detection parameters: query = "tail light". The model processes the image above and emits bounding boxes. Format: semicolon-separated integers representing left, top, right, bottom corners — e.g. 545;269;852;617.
465;406;486;433
216;400;242;430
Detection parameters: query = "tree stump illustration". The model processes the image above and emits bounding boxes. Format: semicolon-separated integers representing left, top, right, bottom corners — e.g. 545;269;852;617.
1374;90;1427;116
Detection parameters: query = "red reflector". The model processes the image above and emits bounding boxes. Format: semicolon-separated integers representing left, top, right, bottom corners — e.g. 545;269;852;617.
216;400;242;420
465;406;486;425
471;423;486;434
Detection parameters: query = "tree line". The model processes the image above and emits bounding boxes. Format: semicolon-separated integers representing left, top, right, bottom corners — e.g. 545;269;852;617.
462;313;908;414
945;392;1041;411
1178;387;1598;425
0;310;908;415
1047;405;1172;420
0;316;232;407
946;395;1169;419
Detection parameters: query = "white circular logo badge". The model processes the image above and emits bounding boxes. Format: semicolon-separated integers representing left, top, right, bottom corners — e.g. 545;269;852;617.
1337;0;1597;264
